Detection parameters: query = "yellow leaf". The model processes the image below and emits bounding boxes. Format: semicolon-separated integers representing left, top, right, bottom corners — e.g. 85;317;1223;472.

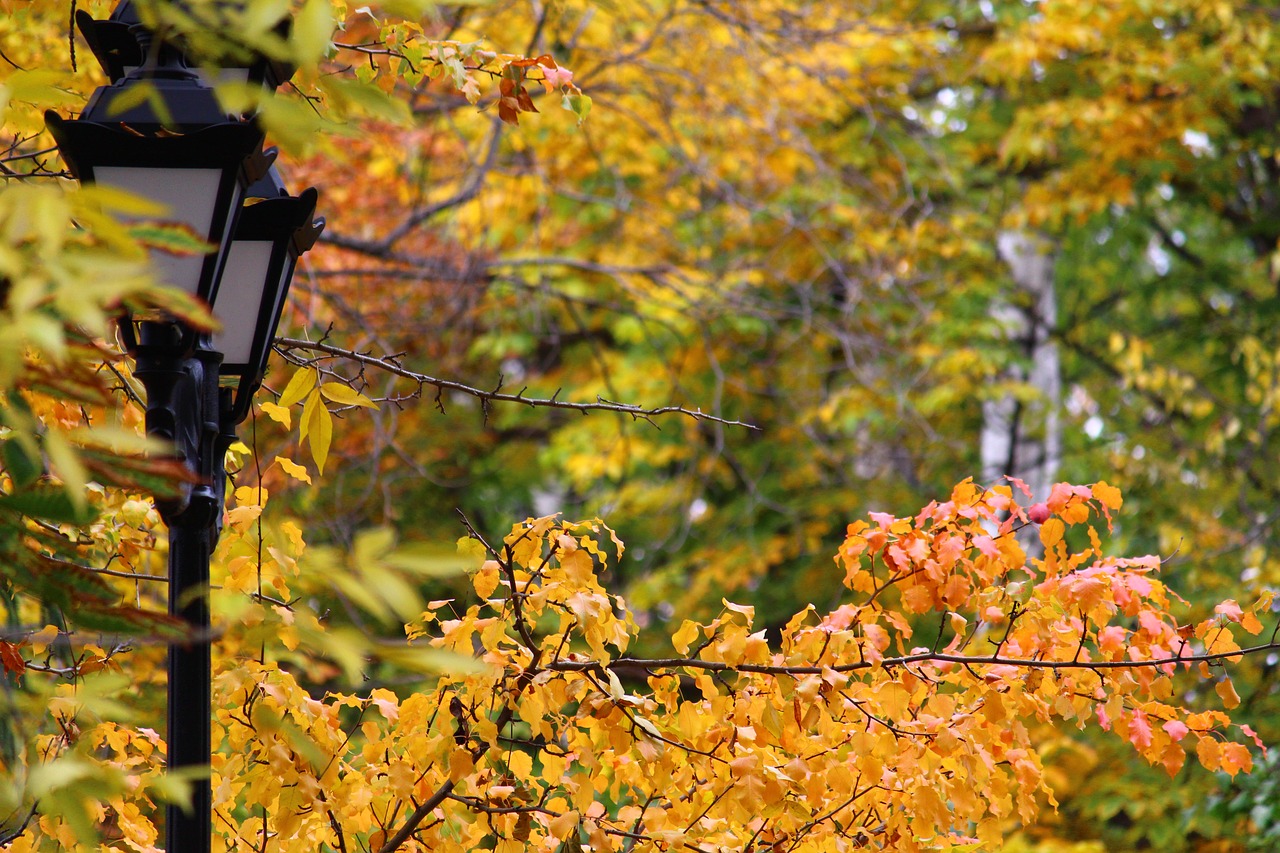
278;368;316;408
226;504;263;531
457;536;487;561
549;810;580;841
671;620;700;655
508;750;532;780
1039;517;1065;550
319;382;378;410
1240;611;1263;635
448;748;474;782
274;456;312;484
1160;742;1185;778
1092;480;1123;510
877;682;911;718
1196;736;1221;771
473;560;500;598
29;624;59;655
300;391;332;474
259;401;291;428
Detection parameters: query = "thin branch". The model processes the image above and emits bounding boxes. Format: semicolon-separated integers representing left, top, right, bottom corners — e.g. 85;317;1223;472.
0;806;38;845
546;640;1280;678
275;337;759;430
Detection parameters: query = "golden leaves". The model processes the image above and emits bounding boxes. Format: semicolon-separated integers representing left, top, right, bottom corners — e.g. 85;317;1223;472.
274;368;379;474
18;478;1276;850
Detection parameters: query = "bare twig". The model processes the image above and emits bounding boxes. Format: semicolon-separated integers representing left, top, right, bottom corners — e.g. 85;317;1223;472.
543;640;1280;678
274;337;758;430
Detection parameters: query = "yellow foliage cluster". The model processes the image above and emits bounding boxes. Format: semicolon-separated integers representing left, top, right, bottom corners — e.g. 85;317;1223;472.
15;482;1272;851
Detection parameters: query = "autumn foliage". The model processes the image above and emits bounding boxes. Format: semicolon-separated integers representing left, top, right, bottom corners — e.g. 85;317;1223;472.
7;474;1277;851
3;0;1280;850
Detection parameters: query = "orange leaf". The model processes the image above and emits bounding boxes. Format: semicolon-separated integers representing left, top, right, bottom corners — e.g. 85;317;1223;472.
1215;678;1241;710
0;640;25;676
1092;480;1123;510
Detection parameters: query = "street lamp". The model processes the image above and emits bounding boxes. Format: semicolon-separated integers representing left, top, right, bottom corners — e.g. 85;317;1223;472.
46;10;322;853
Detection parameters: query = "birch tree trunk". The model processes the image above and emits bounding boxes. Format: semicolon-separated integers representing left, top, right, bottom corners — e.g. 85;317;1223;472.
982;232;1061;555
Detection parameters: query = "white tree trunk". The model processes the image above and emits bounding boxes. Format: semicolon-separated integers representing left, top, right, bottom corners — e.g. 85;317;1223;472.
982;232;1061;553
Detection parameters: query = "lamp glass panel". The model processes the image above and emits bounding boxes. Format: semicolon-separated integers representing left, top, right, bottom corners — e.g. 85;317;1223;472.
95;166;222;295
197;68;252;89
213;240;273;366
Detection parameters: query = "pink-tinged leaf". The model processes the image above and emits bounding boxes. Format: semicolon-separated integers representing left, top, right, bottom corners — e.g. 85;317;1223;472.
1006;475;1032;497
1046;483;1075;513
1126;573;1153;596
541;65;574;90
1096;703;1111;731
1138;610;1165;637
1162;720;1189;742
972;535;999;559
868;511;896;528
862;624;889;664
1128;710;1153;749
1221;742;1252;776
821;603;859;631
1214;600;1243;622
1240;724;1266;751
1097;625;1127;656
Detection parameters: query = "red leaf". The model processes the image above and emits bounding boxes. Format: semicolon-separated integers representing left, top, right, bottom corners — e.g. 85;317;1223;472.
0;640;26;676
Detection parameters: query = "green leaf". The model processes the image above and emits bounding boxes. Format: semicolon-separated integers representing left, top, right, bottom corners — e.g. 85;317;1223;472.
291;0;335;66
562;92;591;123
0;485;97;525
41;430;87;514
382;546;469;577
3;439;41;488
318;76;411;125
128;221;216;256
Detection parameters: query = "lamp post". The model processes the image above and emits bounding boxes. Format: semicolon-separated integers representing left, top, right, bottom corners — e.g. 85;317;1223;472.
47;10;322;852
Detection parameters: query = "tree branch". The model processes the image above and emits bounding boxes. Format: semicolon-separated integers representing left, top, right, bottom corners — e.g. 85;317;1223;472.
274;337;759;429
545;640;1280;678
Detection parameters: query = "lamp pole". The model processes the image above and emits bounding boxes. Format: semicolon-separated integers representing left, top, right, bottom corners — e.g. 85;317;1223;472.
48;5;323;850
133;327;230;849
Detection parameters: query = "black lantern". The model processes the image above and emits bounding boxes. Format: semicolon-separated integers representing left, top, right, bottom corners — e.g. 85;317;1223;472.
46;114;268;305
46;7;322;851
77;2;294;91
217;169;324;423
74;11;142;82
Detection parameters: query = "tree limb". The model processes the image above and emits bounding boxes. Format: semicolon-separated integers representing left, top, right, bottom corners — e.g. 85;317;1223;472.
274;337;759;429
